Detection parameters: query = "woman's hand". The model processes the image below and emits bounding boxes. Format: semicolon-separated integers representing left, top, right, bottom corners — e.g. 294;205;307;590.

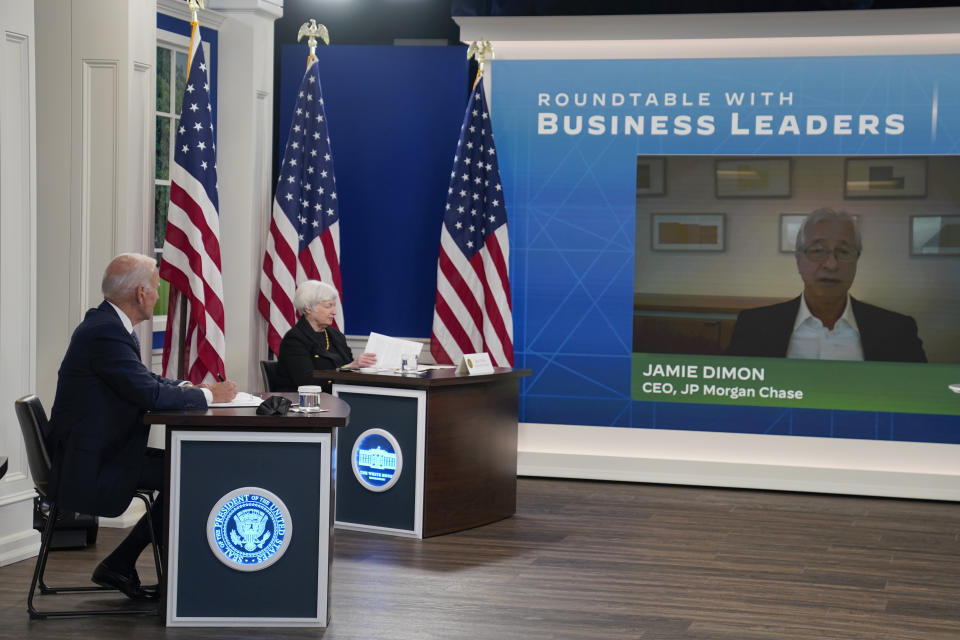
348;353;377;368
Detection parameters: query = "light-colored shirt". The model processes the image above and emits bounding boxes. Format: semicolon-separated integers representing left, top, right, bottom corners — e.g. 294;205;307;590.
786;294;864;361
106;300;212;403
107;300;135;334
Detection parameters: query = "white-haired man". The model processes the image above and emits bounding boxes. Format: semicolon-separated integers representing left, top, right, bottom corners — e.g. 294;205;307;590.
727;208;926;362
47;253;237;599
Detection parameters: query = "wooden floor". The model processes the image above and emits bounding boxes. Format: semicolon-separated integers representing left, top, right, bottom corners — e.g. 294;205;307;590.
2;477;960;639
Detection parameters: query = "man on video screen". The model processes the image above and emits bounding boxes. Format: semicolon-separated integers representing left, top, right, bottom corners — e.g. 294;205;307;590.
727;208;926;362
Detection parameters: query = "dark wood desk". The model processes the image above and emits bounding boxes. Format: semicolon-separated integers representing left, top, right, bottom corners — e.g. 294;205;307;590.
145;393;349;628
147;392;348;429
320;367;530;538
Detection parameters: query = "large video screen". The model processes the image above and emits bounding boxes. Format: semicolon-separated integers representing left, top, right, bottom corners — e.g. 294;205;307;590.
632;155;959;416
492;54;960;444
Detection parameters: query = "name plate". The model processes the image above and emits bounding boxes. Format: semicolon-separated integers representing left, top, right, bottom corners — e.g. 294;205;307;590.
456;352;495;376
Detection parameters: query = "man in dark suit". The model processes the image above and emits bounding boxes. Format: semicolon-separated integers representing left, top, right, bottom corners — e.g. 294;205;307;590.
727;209;926;362
47;253;237;599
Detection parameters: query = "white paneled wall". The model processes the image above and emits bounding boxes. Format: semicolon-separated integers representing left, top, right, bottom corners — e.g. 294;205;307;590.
0;0;39;567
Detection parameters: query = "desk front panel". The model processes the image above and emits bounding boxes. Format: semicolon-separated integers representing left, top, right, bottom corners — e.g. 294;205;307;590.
332;386;426;538
166;430;332;627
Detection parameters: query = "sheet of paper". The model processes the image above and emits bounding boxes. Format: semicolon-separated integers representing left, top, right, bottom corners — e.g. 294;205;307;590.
362;332;423;370
209;391;264;408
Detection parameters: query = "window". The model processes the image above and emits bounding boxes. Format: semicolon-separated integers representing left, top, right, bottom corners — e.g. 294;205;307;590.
154;41;188;320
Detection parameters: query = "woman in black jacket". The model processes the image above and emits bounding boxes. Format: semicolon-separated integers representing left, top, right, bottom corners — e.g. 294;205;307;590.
275;280;376;391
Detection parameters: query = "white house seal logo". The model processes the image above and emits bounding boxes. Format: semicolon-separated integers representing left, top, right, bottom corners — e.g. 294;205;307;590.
351;428;403;492
206;487;292;572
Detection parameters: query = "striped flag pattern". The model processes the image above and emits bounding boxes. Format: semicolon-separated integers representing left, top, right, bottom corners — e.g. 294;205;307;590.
258;57;343;356
159;24;225;384
431;76;514;367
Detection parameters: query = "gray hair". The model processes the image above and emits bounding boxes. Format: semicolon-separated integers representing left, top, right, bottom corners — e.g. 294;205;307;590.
293;280;338;314
102;253;156;301
794;208;862;256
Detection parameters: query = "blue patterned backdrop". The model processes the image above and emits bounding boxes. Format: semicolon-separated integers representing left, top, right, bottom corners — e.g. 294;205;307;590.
493;55;960;444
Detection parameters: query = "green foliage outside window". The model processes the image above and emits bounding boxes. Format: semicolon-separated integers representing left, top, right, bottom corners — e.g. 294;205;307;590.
156;117;170;180
175;50;187;114
154;44;188;320
155;185;170;251
154;279;170;316
156;46;170;112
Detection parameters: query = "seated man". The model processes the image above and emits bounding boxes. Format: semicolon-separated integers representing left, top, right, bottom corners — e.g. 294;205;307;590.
727;208;926;362
46;253;237;599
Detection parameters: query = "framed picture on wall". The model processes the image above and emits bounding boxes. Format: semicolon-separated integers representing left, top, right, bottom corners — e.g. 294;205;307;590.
651;213;725;251
781;213;861;252
779;214;807;253
715;158;791;198
844;157;927;198
911;215;960;256
636;156;666;196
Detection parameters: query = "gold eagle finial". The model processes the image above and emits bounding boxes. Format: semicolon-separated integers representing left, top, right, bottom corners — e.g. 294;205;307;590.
467;39;494;76
298;19;330;62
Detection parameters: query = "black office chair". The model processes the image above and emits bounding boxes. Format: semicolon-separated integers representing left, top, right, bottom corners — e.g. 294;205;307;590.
14;395;161;619
260;359;281;392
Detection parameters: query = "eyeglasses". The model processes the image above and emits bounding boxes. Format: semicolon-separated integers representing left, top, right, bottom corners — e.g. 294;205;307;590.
801;244;860;263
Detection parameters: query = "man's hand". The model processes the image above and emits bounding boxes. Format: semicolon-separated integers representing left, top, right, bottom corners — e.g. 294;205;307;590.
206;380;238;403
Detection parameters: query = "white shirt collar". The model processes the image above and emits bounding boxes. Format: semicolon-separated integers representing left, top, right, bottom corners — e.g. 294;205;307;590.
106;300;135;334
793;293;859;334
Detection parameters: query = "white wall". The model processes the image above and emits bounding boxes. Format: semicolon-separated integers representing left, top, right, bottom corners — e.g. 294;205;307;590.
457;8;960;500
0;0;39;567
35;0;158;422
30;0;160;538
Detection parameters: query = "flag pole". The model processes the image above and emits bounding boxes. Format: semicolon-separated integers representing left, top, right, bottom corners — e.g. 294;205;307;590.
174;0;206;380
159;0;225;384
174;0;203;380
430;37;514;367
258;18;329;364
258;19;343;357
185;0;203;69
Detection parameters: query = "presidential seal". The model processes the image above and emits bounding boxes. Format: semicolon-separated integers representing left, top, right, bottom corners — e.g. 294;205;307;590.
206;487;292;572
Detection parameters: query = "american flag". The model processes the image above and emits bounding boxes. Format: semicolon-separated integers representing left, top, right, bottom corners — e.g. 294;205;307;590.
159;25;225;384
431;77;514;367
258;57;342;356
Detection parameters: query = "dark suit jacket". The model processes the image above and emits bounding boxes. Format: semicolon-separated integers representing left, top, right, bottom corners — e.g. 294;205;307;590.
47;301;207;517
275;317;352;392
726;296;926;363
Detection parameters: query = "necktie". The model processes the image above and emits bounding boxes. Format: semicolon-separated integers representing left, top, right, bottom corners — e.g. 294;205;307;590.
131;330;142;356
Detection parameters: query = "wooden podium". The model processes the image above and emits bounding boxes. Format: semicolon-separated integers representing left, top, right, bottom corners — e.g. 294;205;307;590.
146;393;349;628
321;367;530;538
